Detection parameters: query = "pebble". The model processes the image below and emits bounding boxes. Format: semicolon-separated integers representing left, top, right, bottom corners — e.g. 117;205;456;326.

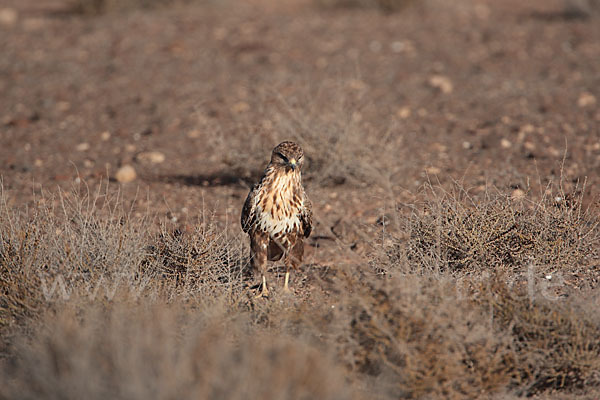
397;107;411;119
578;92;596;108
187;129;201;139
135;151;165;164
100;131;111;141
428;75;453;94
115;165;136;183
501;138;512;148
76;142;90;151
0;8;17;27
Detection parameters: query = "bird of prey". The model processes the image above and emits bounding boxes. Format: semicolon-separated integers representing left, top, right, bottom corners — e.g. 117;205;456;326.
241;141;313;297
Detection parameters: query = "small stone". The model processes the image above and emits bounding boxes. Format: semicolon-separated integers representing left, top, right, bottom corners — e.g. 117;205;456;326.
520;124;535;134
187;129;201;139
34;159;43;167
462;141;472;149
578;92;596;108
76;142;90;151
125;144;136;152
426;166;441;175
231;102;250;113
511;189;525;200
397;107;411;119
348;79;367;91
524;141;536;151
115;165;136;183
428;75;453;94
100;131;111;141
0;8;18;27
501;138;512;148
135;151;165;164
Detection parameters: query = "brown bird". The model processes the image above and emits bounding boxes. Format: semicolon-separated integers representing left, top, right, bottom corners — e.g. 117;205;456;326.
241;141;313;297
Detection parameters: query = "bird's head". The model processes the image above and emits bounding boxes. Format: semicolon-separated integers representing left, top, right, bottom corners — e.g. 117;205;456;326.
270;141;304;172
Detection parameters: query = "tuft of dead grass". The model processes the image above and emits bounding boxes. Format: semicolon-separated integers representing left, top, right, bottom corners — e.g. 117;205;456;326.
328;272;515;399
473;276;600;395
1;303;352;400
149;217;247;301
395;182;600;283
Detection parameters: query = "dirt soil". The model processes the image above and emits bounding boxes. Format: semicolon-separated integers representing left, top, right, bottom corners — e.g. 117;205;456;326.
1;0;599;273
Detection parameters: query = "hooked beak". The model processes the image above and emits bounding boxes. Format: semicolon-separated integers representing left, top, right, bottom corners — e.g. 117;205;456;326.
289;159;297;170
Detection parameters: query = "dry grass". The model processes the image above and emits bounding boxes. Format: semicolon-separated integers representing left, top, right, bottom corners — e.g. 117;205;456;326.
474;276;600;395
331;272;516;399
2;181;600;399
216;86;407;188
2;303;351;400
393;182;600;283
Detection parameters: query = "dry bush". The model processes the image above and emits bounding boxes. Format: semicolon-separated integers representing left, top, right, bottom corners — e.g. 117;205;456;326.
0;183;246;336
273;84;409;188
473;276;600;395
0;303;352;400
148;217;247;301
212;84;406;188
327;271;515;399
395;183;600;281
0;184;156;333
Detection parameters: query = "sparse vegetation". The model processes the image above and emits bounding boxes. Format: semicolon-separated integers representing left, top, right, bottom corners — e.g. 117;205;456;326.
2;180;600;399
2;0;600;398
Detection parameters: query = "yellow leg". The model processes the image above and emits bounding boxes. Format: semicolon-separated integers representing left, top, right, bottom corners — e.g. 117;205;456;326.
254;275;269;298
283;271;291;293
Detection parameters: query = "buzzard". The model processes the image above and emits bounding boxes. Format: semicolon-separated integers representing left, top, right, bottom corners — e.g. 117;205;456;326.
241;141;313;297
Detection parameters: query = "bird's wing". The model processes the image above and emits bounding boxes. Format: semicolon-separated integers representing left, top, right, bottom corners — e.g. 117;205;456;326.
241;184;258;233
300;189;313;238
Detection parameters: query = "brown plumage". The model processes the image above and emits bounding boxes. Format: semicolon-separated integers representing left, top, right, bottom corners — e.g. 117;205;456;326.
241;141;313;297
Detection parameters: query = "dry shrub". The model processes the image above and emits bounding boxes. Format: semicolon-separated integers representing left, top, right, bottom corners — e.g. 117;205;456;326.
0;183;245;335
473;276;600;395
398;183;600;280
213;84;406;188
0;184;156;333
0;303;352;400
149;217;247;301
273;86;407;187
327;271;515;399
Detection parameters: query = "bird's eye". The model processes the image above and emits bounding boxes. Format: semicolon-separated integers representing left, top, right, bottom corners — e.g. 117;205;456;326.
277;152;288;163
